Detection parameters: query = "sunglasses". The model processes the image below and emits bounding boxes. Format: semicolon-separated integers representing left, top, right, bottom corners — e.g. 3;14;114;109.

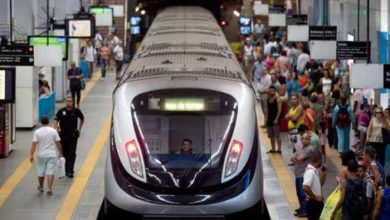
376;112;383;114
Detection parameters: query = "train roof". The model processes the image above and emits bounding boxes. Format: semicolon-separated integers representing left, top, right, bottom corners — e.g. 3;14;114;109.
121;6;248;84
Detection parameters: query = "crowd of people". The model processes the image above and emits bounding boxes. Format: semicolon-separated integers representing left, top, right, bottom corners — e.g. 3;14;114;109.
242;28;390;219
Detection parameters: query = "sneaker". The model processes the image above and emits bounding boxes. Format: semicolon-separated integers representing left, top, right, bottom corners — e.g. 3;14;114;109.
47;191;53;196
67;174;74;178
294;212;307;217
37;186;44;193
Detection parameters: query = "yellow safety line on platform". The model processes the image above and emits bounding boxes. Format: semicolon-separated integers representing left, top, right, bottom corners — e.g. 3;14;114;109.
255;104;306;220
0;72;101;207
56;113;111;220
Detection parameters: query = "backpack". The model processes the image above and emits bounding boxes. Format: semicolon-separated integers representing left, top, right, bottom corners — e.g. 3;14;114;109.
336;105;350;127
344;179;369;216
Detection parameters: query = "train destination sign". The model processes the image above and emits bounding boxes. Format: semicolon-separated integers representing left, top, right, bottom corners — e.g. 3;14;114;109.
286;14;308;25
336;41;370;60
309;26;337;40
0;45;34;66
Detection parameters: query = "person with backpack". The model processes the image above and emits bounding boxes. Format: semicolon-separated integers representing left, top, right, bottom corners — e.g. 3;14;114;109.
367;107;390;167
332;95;354;154
331;160;369;220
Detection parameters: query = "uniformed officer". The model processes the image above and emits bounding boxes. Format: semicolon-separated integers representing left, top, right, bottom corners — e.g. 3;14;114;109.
54;96;84;178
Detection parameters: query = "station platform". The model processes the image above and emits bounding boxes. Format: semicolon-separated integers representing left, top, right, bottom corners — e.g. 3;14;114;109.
0;71;355;220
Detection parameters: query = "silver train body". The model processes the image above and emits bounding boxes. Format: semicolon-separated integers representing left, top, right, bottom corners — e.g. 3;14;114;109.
104;6;264;219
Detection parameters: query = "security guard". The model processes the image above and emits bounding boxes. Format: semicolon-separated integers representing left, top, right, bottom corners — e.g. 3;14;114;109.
54;96;84;178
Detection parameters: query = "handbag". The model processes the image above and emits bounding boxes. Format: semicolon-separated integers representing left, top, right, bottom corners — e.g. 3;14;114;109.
57;157;66;179
320;187;342;220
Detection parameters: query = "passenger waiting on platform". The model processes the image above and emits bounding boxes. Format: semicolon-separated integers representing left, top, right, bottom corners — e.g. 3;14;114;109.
285;93;303;152
54;96;84;178
179;139;193;154
364;146;382;189
30;116;62;195
259;67;271;127
303;150;325;220
332;95;354;154
331;160;368;220
291;132;314;217
99;41;110;79
67;61;83;108
113;41;124;80
373;174;390;220
265;85;282;153
367;106;389;166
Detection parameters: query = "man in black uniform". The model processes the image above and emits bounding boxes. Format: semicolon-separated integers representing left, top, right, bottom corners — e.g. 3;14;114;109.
54;96;84;178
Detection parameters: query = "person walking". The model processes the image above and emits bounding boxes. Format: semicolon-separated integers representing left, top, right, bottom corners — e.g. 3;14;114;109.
265;85;282;153
83;40;97;79
54;96;84;178
94;31;103;66
67;61;83;108
332;95;354;154
291;132;314;217
99;41;110;79
113;40;124;80
30;116;62;195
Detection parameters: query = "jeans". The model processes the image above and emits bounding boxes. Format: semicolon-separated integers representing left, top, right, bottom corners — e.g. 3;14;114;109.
295;177;307;213
336;126;350;153
70;87;81;107
101;58;108;78
87;62;94;78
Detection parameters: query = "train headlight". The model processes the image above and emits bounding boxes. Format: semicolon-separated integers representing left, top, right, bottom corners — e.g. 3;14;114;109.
125;140;144;178
224;140;243;177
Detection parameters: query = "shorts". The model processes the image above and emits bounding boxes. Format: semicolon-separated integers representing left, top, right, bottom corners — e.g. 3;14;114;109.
37;157;57;177
267;125;280;138
288;129;302;151
116;60;123;72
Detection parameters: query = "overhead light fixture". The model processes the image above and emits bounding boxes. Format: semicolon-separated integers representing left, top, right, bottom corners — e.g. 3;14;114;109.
135;6;140;12
141;10;146;15
233;10;240;17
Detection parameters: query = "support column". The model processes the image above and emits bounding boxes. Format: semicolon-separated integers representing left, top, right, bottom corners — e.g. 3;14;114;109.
378;0;388;64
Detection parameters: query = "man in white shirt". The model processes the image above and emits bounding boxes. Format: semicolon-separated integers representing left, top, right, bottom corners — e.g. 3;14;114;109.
297;49;310;74
113;41;124;80
94;31;103;66
30;116;62;195
259;68;272;127
303;150;326;220
83;40;97;79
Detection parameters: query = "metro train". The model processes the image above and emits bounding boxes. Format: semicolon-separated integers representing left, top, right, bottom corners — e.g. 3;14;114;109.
103;6;264;219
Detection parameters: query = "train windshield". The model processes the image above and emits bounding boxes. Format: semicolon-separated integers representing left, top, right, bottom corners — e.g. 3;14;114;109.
131;89;237;189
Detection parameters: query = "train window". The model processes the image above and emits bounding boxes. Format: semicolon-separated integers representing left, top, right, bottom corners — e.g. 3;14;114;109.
131;89;237;172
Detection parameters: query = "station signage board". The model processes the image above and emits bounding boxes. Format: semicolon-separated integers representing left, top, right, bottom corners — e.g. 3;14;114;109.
0;45;34;66
384;64;390;89
0;68;15;103
286;14;307;25
336;41;370;60
309;26;337;40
